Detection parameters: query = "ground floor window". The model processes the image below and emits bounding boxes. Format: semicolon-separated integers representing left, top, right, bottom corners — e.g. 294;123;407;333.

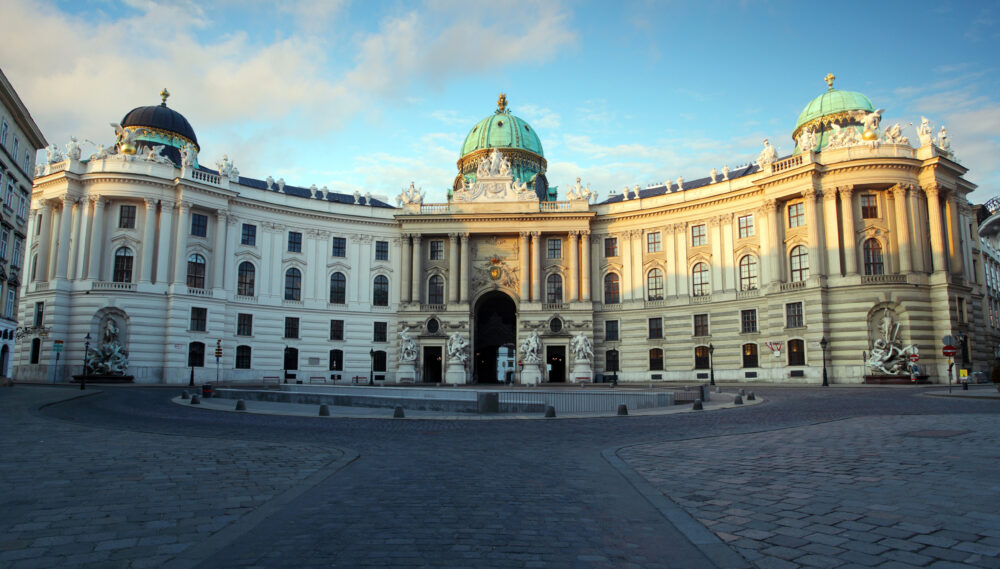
330;349;343;371
694;345;710;369
235;345;251;369
605;349;619;372
373;350;387;372
742;343;758;368
649;348;663;371
188;342;205;367
788;339;805;366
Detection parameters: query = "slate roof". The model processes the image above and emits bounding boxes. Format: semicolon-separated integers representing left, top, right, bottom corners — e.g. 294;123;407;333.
196;166;395;209
598;162;763;205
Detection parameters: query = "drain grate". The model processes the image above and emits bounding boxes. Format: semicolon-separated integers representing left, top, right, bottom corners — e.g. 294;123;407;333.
903;429;970;438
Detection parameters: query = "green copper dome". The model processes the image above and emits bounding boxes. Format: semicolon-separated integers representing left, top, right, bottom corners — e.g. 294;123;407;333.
795;89;874;131
460;109;544;157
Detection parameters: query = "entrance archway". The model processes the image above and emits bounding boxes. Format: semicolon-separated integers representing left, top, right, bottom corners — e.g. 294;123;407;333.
473;291;516;383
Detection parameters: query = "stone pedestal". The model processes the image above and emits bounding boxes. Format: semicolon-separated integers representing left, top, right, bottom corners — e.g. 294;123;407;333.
444;359;467;385
520;362;542;386
397;361;417;383
571;359;593;383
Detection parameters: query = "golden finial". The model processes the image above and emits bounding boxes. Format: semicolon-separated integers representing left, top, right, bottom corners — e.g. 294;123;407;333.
497;93;508;113
824;73;835;90
160;88;170;105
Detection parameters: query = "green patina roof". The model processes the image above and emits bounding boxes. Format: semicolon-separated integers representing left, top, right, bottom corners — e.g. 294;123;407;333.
460;111;544;158
795;88;875;132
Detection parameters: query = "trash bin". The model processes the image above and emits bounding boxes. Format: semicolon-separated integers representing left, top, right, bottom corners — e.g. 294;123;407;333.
201;384;213;398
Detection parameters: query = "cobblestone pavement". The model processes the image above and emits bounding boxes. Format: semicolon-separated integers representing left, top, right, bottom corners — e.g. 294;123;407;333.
3;384;998;568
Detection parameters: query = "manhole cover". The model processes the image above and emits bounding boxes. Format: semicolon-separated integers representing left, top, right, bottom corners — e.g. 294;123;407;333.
903;429;970;438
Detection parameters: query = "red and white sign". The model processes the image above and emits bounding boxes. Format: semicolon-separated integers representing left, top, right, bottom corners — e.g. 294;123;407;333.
908;354;919;362
942;345;958;357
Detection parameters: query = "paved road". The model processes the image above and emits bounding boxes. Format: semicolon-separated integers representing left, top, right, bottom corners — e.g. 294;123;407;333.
1;384;997;568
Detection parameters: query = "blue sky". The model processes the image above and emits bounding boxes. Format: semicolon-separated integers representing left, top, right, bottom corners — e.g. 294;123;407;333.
4;0;999;203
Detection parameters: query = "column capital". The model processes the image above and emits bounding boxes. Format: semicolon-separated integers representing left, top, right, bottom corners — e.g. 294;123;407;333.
519;231;531;238
411;233;422;242
924;183;945;198
216;210;228;221
579;230;590;237
448;233;459;240
568;230;580;238
837;185;855;198
460;232;470;241
891;184;912;198
89;196;106;208
529;230;541;237
764;198;779;212
803;188;819;201
227;213;241;226
143;197;157;208
176;201;191;213
822;188;838;201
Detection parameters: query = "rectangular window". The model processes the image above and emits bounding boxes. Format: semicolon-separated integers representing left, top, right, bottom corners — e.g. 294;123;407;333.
12;137;18;163
649;348;664;371
330;319;344;341
373;351;387;372
646;232;661;253
741;309;758;333
5;289;15;319
235;346;252;369
17;193;27;219
241;224;256;246
605;349;620;372
329;349;343;371
861;194;878;218
12;237;22;268
190;307;207;332
786;302;804;328
648;317;663;339
691;224;706;247
738;214;754;238
284;317;300;339
373;321;388;342
332;237;346;257
190;213;208;237
430;240;444;260
287;231;302;253
236;314;253;336
547;238;562;259
375;240;389;261
0;231;8;261
604;237;619;257
119;205;136;229
1;119;7;146
605;320;619;342
787;202;805;228
693;314;709;337
34;301;44;326
4;181;13;209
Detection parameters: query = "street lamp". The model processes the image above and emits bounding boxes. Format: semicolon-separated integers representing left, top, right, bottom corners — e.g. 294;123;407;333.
81;332;91;390
283;345;288;384
708;343;715;386
820;336;829;386
369;348;375;385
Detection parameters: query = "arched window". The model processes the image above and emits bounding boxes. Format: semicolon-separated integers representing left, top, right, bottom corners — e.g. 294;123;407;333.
237;262;255;296
647;268;664;300
788;339;805;366
649;348;663;371
742;343;758;368
739;255;759;291
694;346;710;369
603;273;620;304
329;272;346;304
428;275;444;304
605;349;620;372
330;349;343;371
546;274;563;304
789;246;809;282
284;268;301;301
188;341;205;367
373;275;389;306
113;247;133;283
186;254;206;289
235;345;251;369
692;262;710;296
863;238;884;275
30;338;41;364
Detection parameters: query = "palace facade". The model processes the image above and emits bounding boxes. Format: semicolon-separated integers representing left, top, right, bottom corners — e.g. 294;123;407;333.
15;79;986;384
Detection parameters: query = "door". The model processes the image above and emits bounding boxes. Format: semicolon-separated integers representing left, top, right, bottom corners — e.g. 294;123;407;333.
423;346;442;383
547;345;565;383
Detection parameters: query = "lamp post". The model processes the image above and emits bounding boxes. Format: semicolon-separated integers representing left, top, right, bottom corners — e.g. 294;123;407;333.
820;336;829;386
369;348;375;385
283;345;288;384
708;343;715;386
81;333;91;390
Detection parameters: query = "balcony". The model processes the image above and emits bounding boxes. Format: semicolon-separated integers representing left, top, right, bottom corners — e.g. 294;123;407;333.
233;294;257;304
779;281;806;292
861;274;908;285
736;289;760;300
541;303;567;311
419;303;446;312
187;287;211;296
93;281;137;292
690;295;712;304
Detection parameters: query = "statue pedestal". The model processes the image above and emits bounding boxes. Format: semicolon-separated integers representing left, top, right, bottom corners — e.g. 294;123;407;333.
520;362;542;386
444;359;467;385
571;359;593;383
397;361;417;383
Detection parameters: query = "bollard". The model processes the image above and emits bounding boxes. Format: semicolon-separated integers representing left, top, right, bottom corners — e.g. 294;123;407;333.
393;406;405;418
747;392;756;401
716;386;722;393
544;405;556;418
180;391;189;400
693;398;703;410
739;388;746;396
190;395;201;405
617;404;628;416
733;395;743;405
235;399;246;411
319;404;330;416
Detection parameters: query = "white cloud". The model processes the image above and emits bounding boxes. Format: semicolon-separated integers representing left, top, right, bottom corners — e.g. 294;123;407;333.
517;104;561;130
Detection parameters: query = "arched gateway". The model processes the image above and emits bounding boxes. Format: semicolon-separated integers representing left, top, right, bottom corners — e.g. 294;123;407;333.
473;291;517;383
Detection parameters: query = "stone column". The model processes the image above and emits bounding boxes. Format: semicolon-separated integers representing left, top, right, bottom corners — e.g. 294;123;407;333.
520;232;530;301
172;203;190;285
580;231;591;301
36;201;53;282
358;235;371;304
804;188;824;276
946;191;964;277
66;199;82;280
47;205;61;280
766;199;782;282
73;198;92;280
225;216;241;292
721;214;735;291
212;211;227;289
909;188;927;272
271;225;284;297
621;232;634;301
400;234;412;303
839;187;858;275
891;185;912;274
567;231;579;303
460;233;470;303
54;197;74;280
822;190;841;276
630;230;643;300
530;231;541;301
664;226;677;296
411;234;422;304
139;198;157;283
674;223;688;295
448;233;459;303
303;230;316;300
154;202;173;284
757;203;772;287
924;185;948;274
258;223;272;297
709;218;723;293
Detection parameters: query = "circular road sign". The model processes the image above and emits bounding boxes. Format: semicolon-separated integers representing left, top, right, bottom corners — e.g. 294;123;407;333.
942;345;958;357
909;354;919;362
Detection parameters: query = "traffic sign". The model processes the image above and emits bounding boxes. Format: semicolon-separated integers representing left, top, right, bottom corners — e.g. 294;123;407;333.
942;345;958;357
908;354;919;362
52;340;64;353
942;335;955;346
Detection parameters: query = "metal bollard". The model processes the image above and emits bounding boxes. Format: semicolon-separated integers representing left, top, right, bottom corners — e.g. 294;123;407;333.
544;405;556;418
693;398;703;410
190;395;201;405
180;391;189;400
235;399;246;411
319;404;331;416
393;406;405;418
617;404;628;416
733;395;743;405
747;392;756;401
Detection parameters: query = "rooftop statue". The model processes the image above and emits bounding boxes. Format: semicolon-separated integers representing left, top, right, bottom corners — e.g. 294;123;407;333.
882;123;909;145
621;186;630;201
797;129;817;153
861;108;884;141
110;123;137;154
710;168;717;183
65;137;82;161
757;138;777;167
936;125;951;154
722;165;730;180
180;143;197;167
915;116;933;147
45;144;63;165
676;176;684;190
397;181;425;206
265;176;274;190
